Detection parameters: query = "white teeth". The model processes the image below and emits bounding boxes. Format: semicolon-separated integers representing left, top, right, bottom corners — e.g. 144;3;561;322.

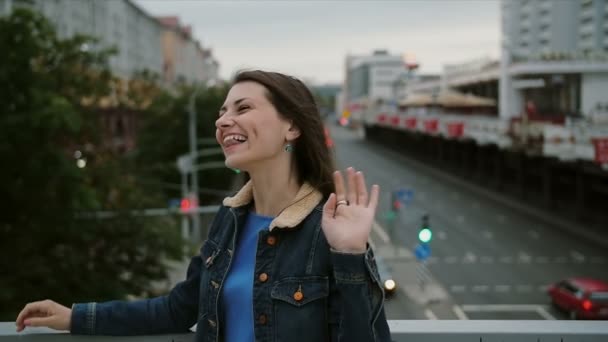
223;134;247;144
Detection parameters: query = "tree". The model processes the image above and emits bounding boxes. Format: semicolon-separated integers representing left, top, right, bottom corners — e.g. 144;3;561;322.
0;8;182;320
134;82;236;206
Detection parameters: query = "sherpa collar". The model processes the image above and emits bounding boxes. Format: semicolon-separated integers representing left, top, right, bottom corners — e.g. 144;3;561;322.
222;181;323;231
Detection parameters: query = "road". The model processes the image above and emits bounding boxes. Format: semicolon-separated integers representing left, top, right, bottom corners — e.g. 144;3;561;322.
331;124;608;320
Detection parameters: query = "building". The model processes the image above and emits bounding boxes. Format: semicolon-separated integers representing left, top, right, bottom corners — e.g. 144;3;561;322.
500;0;608;120
342;50;407;123
157;16;219;86
1;0;219;85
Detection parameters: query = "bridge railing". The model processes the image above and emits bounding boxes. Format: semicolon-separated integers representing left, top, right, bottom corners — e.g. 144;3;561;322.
2;320;608;342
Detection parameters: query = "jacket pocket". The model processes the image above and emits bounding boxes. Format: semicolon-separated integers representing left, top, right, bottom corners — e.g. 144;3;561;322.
271;276;330;342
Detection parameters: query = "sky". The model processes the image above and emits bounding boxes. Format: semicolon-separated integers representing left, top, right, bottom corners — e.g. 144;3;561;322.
134;0;501;85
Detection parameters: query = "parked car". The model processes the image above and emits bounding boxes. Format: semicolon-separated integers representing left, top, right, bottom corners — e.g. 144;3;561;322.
375;255;397;298
547;278;608;319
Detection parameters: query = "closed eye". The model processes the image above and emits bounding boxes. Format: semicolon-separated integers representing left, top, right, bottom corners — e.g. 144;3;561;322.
238;105;250;112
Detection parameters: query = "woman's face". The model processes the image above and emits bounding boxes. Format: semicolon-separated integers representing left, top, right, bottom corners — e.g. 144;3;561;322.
216;81;295;171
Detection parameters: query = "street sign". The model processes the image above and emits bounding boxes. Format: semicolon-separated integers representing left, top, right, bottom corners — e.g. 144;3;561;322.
414;243;431;261
396;188;414;204
176;155;193;173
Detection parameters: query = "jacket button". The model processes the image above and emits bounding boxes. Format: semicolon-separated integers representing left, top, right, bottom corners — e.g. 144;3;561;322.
266;236;277;246
258;273;268;282
293;290;304;301
258;314;267;325
208;319;217;328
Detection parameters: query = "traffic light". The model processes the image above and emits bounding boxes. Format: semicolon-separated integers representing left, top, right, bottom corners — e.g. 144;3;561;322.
391;191;402;212
418;215;432;243
180;198;193;214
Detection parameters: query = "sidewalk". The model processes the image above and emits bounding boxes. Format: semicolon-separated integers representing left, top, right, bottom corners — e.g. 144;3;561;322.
370;222;462;319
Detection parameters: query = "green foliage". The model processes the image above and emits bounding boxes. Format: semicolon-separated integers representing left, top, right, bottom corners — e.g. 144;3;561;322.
134;83;236;205
0;9;183;320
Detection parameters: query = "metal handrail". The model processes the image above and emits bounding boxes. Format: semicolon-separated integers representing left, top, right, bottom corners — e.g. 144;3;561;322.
2;320;608;342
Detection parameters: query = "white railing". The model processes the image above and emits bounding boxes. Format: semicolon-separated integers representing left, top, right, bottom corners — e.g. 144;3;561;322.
2;320;608;342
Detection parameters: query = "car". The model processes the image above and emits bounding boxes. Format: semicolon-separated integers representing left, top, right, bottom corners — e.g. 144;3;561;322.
547;278;608;320
375;255;397;298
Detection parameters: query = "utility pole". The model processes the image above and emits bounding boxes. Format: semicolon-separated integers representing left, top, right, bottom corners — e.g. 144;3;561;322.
188;86;201;242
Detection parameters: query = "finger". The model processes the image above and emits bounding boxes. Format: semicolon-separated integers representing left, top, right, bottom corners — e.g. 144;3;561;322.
368;184;380;210
24;316;54;328
323;193;337;218
333;171;346;201
16;302;41;327
356;171;368;206
346;167;357;205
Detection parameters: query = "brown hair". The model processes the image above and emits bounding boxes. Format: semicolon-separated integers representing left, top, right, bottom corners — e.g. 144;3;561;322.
232;70;336;198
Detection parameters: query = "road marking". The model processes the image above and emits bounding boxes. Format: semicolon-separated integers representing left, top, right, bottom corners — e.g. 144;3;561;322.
528;230;540;239
480;256;494;264
536;306;556;320
424;309;438;320
463;252;477;264
517;251;532;263
427;256;439;264
495;285;511;292
570;250;585;263
535;256;549;263
499;256;513;263
538;285;549;292
450;285;466;293
444;256;458;264
372;221;390;243
472;285;489;292
452;305;469;320
516;285;533;293
555;256;567;263
461;304;551;313
438;231;447;240
482;231;493;239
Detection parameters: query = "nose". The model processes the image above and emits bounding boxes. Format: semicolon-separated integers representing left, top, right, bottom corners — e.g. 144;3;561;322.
215;114;234;129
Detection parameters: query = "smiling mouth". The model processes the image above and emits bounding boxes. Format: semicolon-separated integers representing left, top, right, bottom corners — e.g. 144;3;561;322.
223;134;248;148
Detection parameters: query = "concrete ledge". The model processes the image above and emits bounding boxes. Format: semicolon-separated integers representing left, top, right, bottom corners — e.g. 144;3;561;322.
3;321;608;342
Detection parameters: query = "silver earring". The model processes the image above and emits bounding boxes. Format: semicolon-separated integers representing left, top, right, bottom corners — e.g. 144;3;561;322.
284;143;293;152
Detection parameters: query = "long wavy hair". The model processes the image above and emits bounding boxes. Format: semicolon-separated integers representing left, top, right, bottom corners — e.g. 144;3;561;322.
231;70;336;198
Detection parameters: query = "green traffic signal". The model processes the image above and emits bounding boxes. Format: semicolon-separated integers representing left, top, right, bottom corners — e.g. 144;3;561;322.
418;228;432;243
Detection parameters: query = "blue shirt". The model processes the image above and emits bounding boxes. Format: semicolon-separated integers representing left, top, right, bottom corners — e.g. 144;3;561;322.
222;211;274;342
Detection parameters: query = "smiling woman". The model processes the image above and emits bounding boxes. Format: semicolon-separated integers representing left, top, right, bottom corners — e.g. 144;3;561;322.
16;70;392;342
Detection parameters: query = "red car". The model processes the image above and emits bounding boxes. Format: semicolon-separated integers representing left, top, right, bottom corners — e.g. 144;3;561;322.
547;278;608;319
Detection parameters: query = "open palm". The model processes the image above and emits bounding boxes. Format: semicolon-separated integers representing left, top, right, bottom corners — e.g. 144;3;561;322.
322;167;380;253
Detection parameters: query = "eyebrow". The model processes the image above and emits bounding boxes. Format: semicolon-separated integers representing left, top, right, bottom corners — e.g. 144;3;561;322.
219;98;250;113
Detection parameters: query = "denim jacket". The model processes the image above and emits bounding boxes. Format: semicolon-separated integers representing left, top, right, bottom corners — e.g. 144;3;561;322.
71;181;392;341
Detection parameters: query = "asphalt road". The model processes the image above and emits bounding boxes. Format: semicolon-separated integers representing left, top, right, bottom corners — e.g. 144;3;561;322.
330;124;608;320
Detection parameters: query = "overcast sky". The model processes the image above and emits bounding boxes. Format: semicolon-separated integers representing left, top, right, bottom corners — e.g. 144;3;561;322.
134;0;501;85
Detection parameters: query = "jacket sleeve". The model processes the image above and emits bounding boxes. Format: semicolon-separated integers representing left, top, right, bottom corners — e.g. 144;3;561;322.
328;246;392;342
70;254;201;335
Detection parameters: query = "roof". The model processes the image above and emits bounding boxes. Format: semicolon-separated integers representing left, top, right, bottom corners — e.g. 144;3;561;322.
570;278;608;292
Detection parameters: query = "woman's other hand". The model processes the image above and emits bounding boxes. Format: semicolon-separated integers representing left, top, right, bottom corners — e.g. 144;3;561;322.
15;300;72;332
322;167;379;253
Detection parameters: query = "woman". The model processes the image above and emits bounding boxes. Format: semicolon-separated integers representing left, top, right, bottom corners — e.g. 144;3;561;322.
16;70;392;341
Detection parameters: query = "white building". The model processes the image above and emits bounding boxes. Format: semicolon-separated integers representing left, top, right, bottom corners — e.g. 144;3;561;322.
500;0;608;120
343;50;406;119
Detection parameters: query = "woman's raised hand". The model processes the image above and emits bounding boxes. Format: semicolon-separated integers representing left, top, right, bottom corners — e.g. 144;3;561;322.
322;167;379;253
15;299;71;332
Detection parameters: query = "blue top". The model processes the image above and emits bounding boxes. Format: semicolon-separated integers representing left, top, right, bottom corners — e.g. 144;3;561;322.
222;211;274;342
